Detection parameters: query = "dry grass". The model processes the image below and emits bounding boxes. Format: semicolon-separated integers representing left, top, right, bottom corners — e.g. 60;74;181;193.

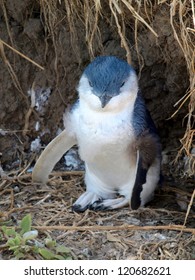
0;40;27;101
0;40;44;70
169;0;195;175
0;167;194;260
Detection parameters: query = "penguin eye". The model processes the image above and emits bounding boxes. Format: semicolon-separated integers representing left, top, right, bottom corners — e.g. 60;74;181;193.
89;80;93;87
120;81;125;88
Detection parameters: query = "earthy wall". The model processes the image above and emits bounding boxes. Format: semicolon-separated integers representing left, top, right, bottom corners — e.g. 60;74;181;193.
0;0;194;174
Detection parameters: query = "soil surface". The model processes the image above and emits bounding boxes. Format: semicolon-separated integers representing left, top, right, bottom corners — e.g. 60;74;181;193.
0;0;189;166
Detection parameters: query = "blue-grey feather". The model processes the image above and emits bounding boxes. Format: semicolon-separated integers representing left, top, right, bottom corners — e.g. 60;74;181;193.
132;91;161;156
84;56;134;97
132;92;148;136
133;92;157;135
132;91;162;207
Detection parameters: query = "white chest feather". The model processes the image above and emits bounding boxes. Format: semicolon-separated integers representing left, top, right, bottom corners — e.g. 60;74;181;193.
69;100;136;189
72;102;135;161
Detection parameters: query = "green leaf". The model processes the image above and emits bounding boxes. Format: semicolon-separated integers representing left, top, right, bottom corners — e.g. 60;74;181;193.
56;245;71;254
5;228;17;237
20;214;32;234
54;254;67;260
1;226;17;239
32;245;40;254
51;254;72;260
64;256;73;260
7;235;22;248
1;226;8;234
15;252;25;260
45;238;56;249
39;248;56;260
7;239;16;247
9;245;20;251
16;235;22;245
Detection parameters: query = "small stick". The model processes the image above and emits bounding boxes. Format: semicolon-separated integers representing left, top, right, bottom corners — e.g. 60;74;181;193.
0;39;44;70
183;189;195;228
33;224;195;234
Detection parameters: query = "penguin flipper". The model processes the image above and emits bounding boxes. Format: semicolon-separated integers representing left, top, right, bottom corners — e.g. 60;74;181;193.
131;132;160;210
131;150;147;210
32;129;77;183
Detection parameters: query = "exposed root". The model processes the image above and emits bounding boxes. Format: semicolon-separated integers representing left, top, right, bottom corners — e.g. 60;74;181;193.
0;40;44;70
0;41;27;101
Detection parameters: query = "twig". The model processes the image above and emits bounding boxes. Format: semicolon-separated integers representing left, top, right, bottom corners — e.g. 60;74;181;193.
109;0;132;64
183;189;195;228
33;224;195;234
191;0;195;29
0;39;44;70
0;41;27;100
35;194;51;205
168;90;193;119
121;0;158;37
1;0;14;46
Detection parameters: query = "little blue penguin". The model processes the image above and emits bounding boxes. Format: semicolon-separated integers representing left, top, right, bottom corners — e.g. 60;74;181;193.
32;55;162;212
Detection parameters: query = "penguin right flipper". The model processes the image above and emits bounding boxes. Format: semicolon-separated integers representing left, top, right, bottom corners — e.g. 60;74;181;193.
32;129;77;183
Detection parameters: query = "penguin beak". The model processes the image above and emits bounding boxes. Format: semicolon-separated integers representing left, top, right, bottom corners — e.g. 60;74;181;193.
100;94;112;108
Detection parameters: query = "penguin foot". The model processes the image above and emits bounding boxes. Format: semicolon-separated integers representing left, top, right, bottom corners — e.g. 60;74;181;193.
72;191;102;212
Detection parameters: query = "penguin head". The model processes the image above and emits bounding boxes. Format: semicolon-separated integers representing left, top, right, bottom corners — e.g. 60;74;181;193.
77;56;138;112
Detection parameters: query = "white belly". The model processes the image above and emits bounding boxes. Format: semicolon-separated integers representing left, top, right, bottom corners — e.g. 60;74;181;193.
71;103;137;197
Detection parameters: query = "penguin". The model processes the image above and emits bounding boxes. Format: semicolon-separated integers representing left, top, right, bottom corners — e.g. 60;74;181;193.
32;56;161;212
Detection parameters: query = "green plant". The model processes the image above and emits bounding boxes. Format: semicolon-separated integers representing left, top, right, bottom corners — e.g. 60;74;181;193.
1;214;72;260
